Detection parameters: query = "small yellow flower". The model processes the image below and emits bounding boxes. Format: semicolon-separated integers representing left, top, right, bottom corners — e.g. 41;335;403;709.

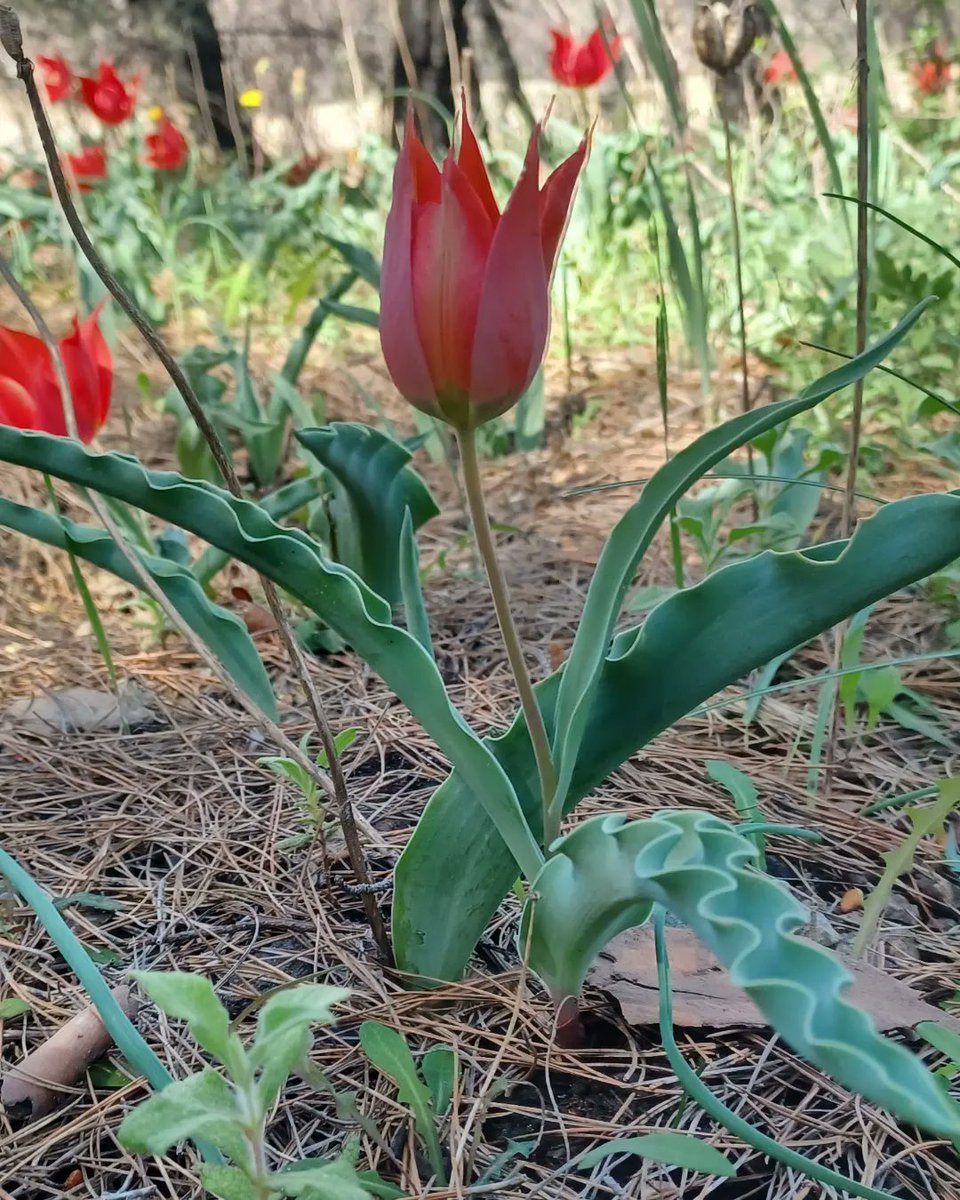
239;88;262;109
291;66;306;99
147;104;164;121
254;56;271;77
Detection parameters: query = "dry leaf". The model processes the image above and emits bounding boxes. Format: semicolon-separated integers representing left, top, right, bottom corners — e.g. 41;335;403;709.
589;926;960;1034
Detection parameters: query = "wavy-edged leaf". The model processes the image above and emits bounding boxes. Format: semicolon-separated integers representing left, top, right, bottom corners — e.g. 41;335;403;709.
526;810;960;1138
0;429;542;883
394;490;960;982
549;300;935;825
297;423;439;605
0;497;277;720
400;508;434;657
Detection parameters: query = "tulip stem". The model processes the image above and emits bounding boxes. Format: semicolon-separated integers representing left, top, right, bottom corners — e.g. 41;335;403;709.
458;427;556;848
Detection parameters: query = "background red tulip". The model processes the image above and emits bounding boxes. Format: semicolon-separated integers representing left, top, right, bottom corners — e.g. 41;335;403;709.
0;307;112;442
549;27;621;89
144;117;188;171
80;63;139;125
379;109;588;431
38;55;73;103
764;50;798;84
63;144;107;191
914;58;951;94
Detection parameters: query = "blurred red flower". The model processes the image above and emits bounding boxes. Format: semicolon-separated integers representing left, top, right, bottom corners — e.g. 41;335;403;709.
0;306;112;442
764;50;798;84
144;116;188;170
914;58;951;95
38;55;73;102
80;63;139;125
283;154;328;186
549;27;621;89
63;144;107;191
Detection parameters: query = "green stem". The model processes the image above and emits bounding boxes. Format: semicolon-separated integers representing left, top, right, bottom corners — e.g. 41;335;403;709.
458;426;557;849
653;907;902;1200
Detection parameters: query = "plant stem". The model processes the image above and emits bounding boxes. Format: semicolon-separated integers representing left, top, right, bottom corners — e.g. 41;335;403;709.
722;114;757;525
458;426;556;844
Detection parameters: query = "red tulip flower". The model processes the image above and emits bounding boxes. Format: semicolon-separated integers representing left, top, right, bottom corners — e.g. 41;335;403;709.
764;50;798;84
914;58;951;95
0;307;112;442
80;63;139;125
144;117;188;171
63;144;108;191
38;55;73;102
379;108;588;431
549;27;621;89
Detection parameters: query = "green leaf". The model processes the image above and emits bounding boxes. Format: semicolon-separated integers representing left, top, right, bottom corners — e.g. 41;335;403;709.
281;274;359;386
277;1157;376;1200
253;984;348;1058
394;489;960;984
194;476;321;588
524;810;960;1139
131;971;244;1071
117;1068;246;1159
399;509;434;657
0;498;277;721
513;367;545;453
359;1022;446;1183
706;760;764;867
88;1060;131;1088
917;1021;960;1067
297;423;438;605
549;300;935;826
319;234;381;287
0;997;31;1018
577;1133;735;1176
199;1165;259;1200
420;1045;456;1116
0;427;543;885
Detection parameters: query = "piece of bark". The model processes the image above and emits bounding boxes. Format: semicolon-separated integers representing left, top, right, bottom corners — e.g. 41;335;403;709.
1;986;137;1121
589;926;960;1035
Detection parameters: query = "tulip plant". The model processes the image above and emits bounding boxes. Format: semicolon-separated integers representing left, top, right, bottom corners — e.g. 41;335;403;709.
2;103;960;1172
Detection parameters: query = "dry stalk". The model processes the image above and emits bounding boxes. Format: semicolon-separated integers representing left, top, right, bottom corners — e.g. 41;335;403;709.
0;5;390;962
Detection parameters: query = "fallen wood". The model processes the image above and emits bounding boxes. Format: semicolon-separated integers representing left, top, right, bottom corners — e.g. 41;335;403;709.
1;985;137;1121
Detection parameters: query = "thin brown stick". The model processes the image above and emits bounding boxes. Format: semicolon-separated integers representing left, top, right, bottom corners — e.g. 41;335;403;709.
0;6;390;963
824;0;871;798
722;113;758;524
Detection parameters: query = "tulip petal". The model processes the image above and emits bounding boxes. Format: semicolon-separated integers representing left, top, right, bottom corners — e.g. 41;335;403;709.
0;376;39;431
539;134;589;278
379;118;442;416
456;107;499;227
73;303;112;436
0;327;50;394
412;156;496;408
549;31;578;88
468;131;549;420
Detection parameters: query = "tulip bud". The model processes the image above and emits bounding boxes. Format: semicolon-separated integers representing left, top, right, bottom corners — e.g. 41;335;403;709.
379;107;589;432
693;2;769;75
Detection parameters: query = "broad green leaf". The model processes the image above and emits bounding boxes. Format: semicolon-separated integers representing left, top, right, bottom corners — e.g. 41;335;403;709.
394;489;960;984
0;427;543;883
577;1132;735;1176
0;498;277;720
917;1021;960;1067
549;300;935;826
194;475;321;587
131;972;244;1071
513;367;545;453
421;1045;456;1115
199;1165;259;1200
117;1068;246;1159
297;423;438;605
525;810;960;1139
359;1022;445;1182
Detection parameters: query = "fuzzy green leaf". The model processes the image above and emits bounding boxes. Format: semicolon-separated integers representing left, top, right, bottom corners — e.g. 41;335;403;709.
117;1068;246;1159
199;1165;259;1200
131;972;244;1071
